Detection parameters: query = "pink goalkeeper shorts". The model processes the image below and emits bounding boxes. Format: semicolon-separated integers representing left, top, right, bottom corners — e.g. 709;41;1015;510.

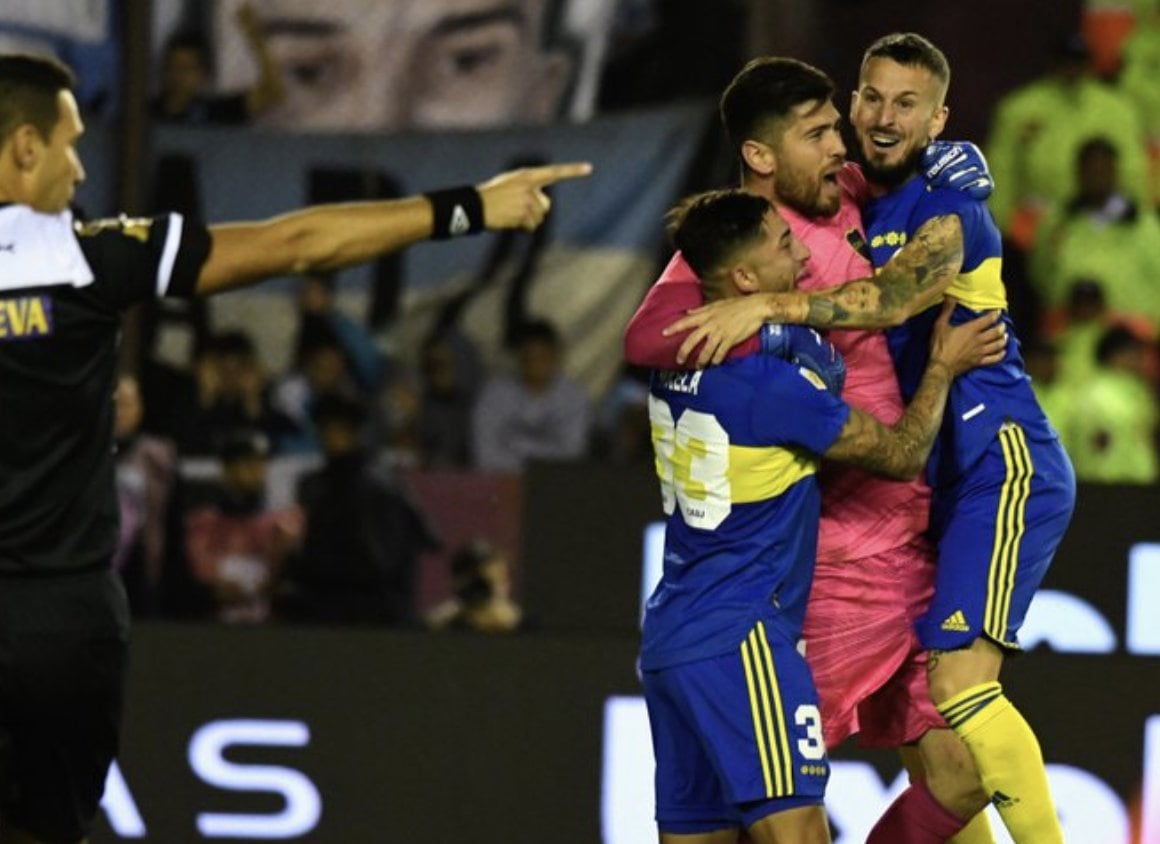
802;537;945;749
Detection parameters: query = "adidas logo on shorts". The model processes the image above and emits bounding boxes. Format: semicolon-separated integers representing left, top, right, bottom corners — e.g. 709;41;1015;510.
940;610;971;632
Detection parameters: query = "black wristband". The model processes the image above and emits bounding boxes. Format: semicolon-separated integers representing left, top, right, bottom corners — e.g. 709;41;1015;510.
424;185;484;239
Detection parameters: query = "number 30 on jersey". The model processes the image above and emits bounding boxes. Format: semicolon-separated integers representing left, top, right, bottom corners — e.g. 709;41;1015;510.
649;396;732;530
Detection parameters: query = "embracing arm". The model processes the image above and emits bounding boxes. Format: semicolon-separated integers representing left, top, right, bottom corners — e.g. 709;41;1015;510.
670;214;965;366
822;301;1005;479
824;360;952;479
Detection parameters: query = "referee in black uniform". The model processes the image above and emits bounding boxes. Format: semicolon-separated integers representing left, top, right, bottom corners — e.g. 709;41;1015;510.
0;53;589;844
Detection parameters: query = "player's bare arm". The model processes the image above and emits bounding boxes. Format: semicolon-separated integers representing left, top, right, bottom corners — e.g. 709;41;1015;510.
666;214;964;367
195;162;592;295
805;213;964;329
823;301;1004;479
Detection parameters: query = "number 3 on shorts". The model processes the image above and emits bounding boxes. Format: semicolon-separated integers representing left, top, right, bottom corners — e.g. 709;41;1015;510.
795;704;825;760
648;397;731;530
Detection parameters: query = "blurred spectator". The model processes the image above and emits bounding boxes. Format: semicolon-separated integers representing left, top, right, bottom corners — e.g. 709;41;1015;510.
592;364;652;465
150;3;284;124
472;319;591;471
1118;4;1160;200
1052;280;1118;386
280;394;440;625
415;328;484;468
272;275;384;454
1031;136;1160;326
172;330;290;457
985;33;1149;251
219;0;575;132
184;430;304;623
425;539;522;633
1068;326;1160;483
113;373;179;617
1023;338;1078;447
1046;279;1159;387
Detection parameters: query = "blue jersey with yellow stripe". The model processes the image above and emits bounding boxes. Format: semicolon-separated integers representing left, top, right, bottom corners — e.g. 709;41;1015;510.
862;176;1057;488
640;355;850;671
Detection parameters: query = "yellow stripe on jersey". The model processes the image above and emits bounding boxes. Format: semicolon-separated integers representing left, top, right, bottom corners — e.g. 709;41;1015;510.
945;256;1007;311
985;425;1033;643
741;623;795;799
728;444;818;504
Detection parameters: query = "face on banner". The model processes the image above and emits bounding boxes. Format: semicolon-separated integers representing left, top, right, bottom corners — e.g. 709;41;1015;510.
219;0;574;131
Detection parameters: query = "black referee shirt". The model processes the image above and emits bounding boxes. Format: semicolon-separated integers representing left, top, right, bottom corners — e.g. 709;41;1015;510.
0;204;210;575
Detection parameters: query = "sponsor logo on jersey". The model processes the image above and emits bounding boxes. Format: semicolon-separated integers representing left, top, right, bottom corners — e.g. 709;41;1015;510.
870;230;908;250
0;295;52;340
941;610;971;632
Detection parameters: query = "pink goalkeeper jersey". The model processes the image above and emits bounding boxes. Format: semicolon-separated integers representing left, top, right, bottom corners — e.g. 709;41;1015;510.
623;165;930;562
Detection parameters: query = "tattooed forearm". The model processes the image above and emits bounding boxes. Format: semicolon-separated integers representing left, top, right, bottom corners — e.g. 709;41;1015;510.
824;359;953;479
801;215;965;330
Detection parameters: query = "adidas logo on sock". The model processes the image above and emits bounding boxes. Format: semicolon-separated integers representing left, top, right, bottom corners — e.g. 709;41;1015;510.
990;790;1020;809
940;610;970;632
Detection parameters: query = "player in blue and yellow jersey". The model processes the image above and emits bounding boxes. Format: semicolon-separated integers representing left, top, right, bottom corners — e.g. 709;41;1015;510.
850;36;1075;844
643;189;1005;844
657;34;1075;844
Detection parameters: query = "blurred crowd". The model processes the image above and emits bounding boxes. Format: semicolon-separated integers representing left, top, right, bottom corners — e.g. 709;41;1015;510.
3;0;1159;628
985;5;1160;486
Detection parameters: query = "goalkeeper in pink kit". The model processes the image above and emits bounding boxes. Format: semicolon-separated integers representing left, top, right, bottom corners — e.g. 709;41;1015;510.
624;57;996;843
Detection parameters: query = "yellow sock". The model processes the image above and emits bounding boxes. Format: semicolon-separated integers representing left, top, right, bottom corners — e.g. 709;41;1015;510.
948;810;997;844
937;682;1062;844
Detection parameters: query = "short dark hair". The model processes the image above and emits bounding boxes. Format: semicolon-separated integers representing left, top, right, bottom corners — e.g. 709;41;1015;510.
163;30;213;69
0;54;76;144
1077;135;1118;166
860;33;950;95
666;189;772;288
719;57;835;153
1096;325;1145;365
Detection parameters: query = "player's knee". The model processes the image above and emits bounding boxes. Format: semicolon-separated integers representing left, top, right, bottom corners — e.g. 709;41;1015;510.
925;757;989;817
919;729;989;818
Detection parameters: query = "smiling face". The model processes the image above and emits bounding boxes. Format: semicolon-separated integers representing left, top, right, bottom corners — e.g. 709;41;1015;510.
737;209;812;295
850;56;948;189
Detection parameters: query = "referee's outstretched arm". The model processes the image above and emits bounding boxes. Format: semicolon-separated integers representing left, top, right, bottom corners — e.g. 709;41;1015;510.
196;162;593;296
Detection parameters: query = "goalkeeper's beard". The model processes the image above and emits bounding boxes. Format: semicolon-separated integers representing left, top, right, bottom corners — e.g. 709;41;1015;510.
860;143;926;191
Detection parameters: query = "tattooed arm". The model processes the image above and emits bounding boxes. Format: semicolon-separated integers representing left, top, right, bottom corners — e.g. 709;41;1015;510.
668;215;965;366
800;214;964;330
823;301;1004;479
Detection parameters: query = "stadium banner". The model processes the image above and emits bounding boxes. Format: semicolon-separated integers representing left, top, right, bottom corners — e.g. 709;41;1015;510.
143;102;710;400
95;475;1159;843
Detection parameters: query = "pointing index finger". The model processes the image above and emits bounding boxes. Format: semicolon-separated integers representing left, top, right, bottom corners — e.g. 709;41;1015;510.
525;162;594;186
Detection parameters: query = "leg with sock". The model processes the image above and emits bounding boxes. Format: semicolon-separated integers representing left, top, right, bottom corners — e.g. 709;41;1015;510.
932;664;1063;843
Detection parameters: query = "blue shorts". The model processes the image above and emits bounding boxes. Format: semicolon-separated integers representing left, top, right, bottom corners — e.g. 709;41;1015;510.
642;619;828;833
920;424;1075;651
